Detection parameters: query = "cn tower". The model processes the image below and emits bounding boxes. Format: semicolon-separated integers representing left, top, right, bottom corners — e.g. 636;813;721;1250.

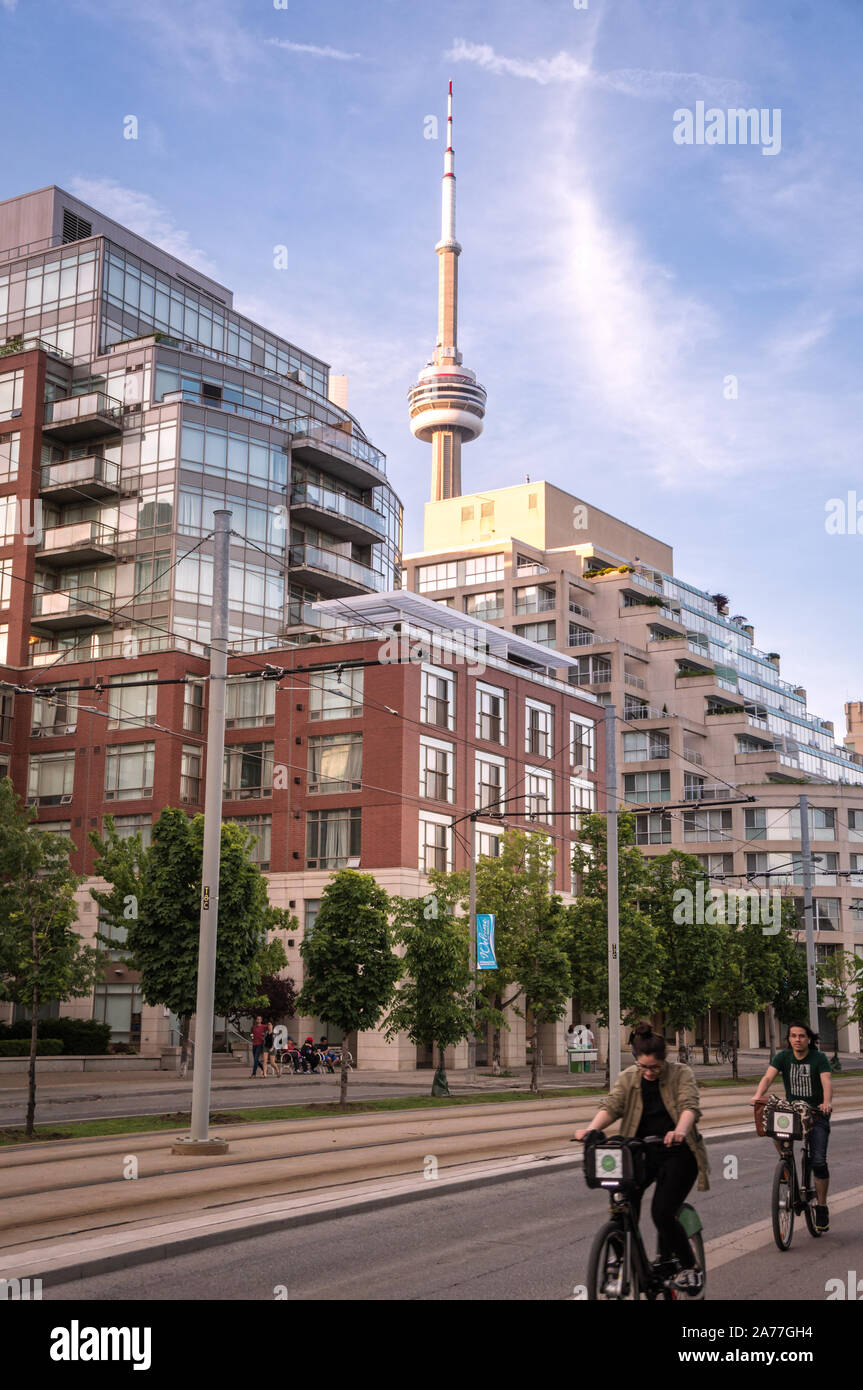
408;82;487;501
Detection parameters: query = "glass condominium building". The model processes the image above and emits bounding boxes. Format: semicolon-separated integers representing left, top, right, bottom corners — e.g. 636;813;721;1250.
0;185;402;675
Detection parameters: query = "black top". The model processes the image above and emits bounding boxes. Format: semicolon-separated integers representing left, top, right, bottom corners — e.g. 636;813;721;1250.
636;1077;675;1139
264;1030;274;1049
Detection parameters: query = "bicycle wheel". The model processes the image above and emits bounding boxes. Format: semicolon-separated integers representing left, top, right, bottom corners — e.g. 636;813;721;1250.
801;1153;822;1239
587;1223;640;1301
685;1230;707;1299
772;1157;795;1250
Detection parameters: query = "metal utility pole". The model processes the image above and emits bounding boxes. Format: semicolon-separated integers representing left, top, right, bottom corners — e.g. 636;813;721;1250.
798;793;819;1033
174;509;231;1155
468;811;477;1077
605;705;621;1082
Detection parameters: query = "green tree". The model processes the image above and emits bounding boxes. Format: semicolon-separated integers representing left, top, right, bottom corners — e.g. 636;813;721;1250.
644;851;720;1058
566;814;664;1061
769;898;809;1029
387;874;477;1095
709;913;787;1080
817;947;857;1068
0;780;102;1136
90;810;293;1075
295;870;401;1106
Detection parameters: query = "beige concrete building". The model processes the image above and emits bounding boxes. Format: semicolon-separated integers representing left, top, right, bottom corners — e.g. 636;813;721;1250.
405;481;863;1055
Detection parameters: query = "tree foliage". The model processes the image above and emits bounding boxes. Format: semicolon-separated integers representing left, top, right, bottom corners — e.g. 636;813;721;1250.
643;850;720;1035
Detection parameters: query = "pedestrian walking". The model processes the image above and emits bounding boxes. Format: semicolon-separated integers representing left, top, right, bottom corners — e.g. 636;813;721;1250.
250;1015;267;1077
264;1021;281;1078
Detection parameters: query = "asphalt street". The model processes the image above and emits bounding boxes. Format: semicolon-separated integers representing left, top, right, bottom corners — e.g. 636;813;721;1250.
45;1122;862;1301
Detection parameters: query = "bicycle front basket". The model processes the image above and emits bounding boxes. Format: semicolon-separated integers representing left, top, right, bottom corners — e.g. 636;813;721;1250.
764;1103;804;1141
584;1137;646;1194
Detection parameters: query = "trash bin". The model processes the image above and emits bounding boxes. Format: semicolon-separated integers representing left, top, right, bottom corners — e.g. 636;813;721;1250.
567;1047;583;1074
582;1049;598;1074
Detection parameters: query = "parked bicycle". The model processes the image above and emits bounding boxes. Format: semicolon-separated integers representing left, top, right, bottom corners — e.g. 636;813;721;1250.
756;1099;822;1251
677;1043;694;1065
714;1039;736;1065
581;1134;706;1300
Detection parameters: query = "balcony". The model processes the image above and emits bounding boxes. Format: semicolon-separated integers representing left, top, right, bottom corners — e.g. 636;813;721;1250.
32;586;114;631
37;521;118;566
514;598;556;615
41;456;120;502
289;420;386;488
43;392;123;443
289;544;382;598
290;482;386;544
29;631;203;667
683;783;739;802
623;672;647;690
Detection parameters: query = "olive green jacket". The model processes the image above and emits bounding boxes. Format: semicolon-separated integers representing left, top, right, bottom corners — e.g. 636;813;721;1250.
600;1061;710;1191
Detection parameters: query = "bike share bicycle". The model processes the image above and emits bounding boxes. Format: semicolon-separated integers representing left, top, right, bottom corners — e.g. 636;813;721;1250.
581;1132;706;1300
755;1096;822;1250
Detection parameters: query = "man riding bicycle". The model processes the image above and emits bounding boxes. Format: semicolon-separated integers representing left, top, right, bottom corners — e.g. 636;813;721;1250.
575;1021;709;1295
749;1021;833;1232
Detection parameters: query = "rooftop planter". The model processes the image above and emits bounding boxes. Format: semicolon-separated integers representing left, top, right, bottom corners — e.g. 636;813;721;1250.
584;564;634;579
706;706;745;716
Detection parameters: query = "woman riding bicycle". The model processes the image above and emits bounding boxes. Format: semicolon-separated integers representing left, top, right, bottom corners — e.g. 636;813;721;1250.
575;1020;710;1294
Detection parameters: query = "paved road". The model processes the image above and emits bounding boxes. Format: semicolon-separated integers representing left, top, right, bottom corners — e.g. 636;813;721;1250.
46;1123;862;1301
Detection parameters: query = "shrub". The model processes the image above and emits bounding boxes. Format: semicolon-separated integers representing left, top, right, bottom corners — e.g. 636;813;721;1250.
0;1039;64;1057
0;1017;111;1054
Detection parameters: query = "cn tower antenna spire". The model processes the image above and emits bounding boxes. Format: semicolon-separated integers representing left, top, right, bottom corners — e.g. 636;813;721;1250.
407;80;487;502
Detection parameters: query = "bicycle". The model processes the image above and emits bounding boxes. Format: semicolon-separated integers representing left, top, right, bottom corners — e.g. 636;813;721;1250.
582;1134;706;1301
714;1040;736;1065
759;1102;822;1251
677;1043;694;1065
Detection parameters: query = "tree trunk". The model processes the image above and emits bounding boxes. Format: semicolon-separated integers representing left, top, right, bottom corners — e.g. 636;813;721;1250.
491;992;502;1075
766;1005;776;1057
701;1012;709;1067
731;1018;739;1082
431;1043;450;1097
177;1013;191;1078
529;1026;540;1094
25;983;39;1139
339;1034;349;1108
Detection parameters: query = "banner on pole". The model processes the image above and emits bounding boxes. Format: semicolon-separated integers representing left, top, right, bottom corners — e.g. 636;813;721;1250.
476;913;497;970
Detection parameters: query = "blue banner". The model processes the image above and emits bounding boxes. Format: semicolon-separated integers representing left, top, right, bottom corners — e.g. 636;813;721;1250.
476;913;497;970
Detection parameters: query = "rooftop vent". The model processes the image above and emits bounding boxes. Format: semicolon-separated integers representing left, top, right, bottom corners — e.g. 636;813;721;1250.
62;210;92;245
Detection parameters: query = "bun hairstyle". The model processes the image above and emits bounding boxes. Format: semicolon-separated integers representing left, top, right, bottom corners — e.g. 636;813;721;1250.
631;1021;667;1061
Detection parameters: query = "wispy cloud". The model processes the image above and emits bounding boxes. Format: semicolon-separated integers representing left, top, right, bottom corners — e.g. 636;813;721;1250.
68;179;219;277
1;0;18;12
266;39;362;62
447;38;743;103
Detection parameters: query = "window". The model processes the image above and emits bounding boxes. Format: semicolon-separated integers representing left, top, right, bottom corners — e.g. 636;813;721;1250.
107;671;157;730
814;898;841;931
623;730;669;761
525;767;553;821
745;852;839;887
683;773;705;800
850;898;863;926
476;682;506;744
306;807;361;868
514;583;556;614
696;853;734;877
464;590;503;620
476;824;502;859
133;553;171;601
308;733;362;793
421;665;455;731
308;665;363;719
745;807;766;840
514;620;555;648
461;505;474;522
746;806;837;841
476;751;505;812
0;370;24;420
27;751;75;805
227;815;271;870
571;655;612;686
624;771;670;803
0;431;19;483
225;676;276;728
419;813;452;873
30;685;78;736
223;742;274;799
92;983;142;1045
850;853;863;887
417;561;457;593
464;554;503;585
635;812;671;846
525;699;553;758
304;899;322;935
683;808;732;843
180;745;203;804
111;814;152;848
420;737;454;803
849;809;863;842
105;743;155;800
184;679;205;732
0;559;10;605
570;777;595;829
0;690;12;742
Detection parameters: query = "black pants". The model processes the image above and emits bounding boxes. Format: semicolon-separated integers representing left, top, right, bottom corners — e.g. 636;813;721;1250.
629;1143;699;1268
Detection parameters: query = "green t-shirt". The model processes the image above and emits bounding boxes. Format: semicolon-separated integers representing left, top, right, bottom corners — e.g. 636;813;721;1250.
770;1048;831;1108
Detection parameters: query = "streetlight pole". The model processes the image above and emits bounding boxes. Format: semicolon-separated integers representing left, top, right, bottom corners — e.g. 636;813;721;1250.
173;509;231;1155
799;793;819;1033
605;705;621;1083
468;811;477;1077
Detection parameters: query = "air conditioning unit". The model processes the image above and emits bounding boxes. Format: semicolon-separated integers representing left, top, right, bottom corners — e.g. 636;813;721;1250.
60;793;73;804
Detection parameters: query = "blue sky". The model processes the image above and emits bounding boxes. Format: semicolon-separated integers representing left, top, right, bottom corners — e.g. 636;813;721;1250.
2;0;861;733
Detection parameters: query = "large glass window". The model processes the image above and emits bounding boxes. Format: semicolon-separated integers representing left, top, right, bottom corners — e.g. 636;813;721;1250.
308;733;363;793
0;431;20;483
0;370;24;420
421;665;455;731
476;682;506;745
464;590;503;620
420;738;454;803
180;745;203;804
683;808;733;843
525;767;553;821
306;807;361;869
623;730;669;761
525;700;553;758
464;554;503;585
569;714;595;771
417;561;456;593
104;743;155;800
514;620;556;648
849;809;863;842
111;814;153;848
107;672;157;730
223;742;274;799
308;665;364;720
635;812;671;846
27;751;75;805
419;814;452;874
226;815;272;870
92;983;142;1045
225;677;276;728
184;679;205;732
570;777;596;829
624;771;670;803
30;685;78;736
476;751;505;812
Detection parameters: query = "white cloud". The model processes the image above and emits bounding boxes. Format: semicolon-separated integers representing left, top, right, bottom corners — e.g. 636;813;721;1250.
1;0;18;11
266;39;362;62
447;38;744;104
68;179;219;278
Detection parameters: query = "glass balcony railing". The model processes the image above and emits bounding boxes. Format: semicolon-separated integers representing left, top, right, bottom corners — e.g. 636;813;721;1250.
37;521;119;555
289;544;383;590
513;598;556;614
43;392;123;429
41;456;120;492
288;419;386;474
32;586;114;621
290;482;386;535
